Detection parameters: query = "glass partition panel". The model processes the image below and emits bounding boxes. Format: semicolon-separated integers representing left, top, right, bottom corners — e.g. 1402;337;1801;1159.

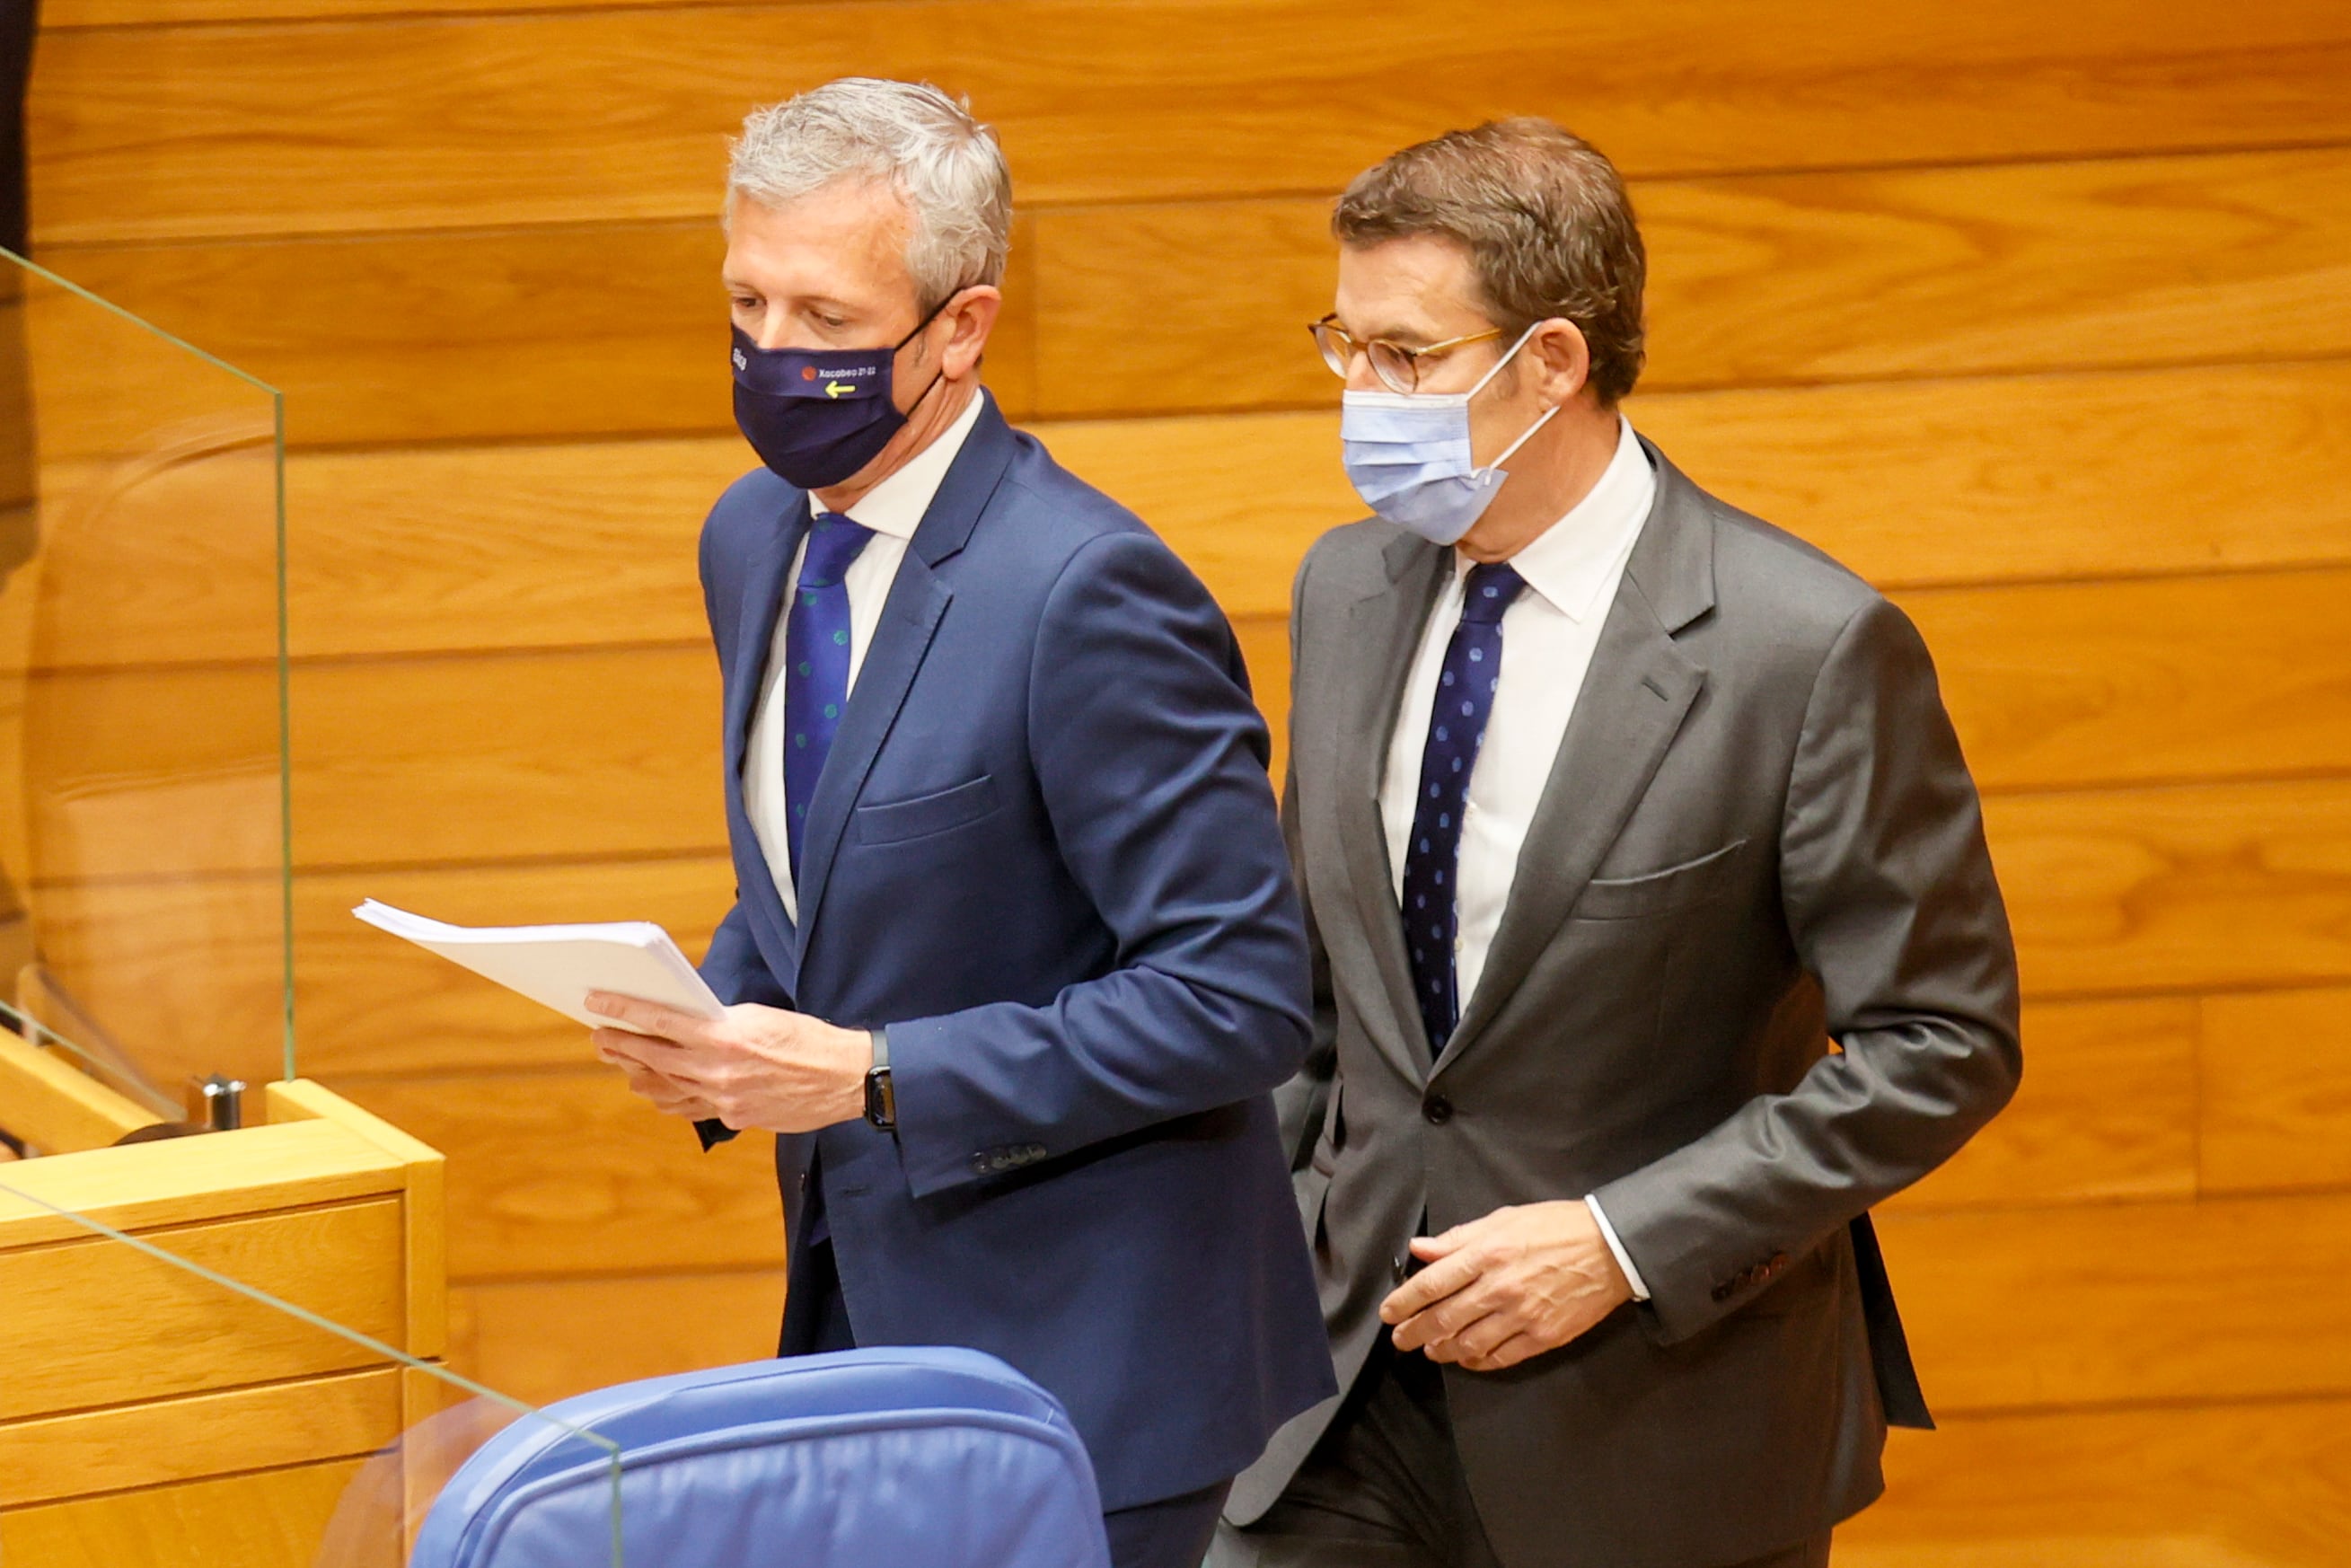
0;1156;630;1568
0;246;290;1134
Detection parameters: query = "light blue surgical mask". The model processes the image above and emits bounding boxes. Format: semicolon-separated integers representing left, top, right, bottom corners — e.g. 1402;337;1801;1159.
1339;322;1560;545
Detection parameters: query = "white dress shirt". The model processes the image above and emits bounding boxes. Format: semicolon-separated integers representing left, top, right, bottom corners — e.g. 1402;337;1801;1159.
743;387;985;922
1378;415;1660;1298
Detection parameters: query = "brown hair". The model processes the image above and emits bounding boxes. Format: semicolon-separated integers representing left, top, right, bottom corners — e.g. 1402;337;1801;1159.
1334;119;1646;406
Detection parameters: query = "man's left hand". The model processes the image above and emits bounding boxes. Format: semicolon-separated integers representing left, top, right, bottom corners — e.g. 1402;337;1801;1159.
587;992;872;1133
1379;1200;1633;1371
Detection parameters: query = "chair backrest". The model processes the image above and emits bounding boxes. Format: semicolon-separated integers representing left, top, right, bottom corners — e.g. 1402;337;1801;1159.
409;1346;1113;1568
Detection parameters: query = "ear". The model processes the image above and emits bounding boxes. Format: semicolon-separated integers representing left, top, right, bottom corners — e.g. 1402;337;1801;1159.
1526;318;1591;407
934;285;1003;381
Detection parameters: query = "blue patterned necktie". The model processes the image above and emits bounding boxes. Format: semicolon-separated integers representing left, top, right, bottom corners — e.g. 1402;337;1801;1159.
782;512;874;885
1400;561;1527;1055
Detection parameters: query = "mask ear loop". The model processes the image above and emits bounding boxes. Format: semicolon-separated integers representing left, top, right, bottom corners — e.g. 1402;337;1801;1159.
894;285;971;417
1468;320;1567;471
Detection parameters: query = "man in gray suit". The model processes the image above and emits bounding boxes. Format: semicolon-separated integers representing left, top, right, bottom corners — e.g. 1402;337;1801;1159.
1214;120;2021;1568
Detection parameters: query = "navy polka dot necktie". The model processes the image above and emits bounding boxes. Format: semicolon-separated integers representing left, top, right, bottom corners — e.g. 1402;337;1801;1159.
1400;561;1527;1055
782;511;874;885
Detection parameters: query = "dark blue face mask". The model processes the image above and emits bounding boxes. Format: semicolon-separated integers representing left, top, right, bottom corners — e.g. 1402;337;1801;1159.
730;301;947;490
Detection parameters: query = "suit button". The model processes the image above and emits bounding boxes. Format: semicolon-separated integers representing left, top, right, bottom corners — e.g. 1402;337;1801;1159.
1393;1253;1411;1284
1422;1094;1453;1125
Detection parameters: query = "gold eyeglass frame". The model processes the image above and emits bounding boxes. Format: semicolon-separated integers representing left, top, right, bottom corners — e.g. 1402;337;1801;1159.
1308;313;1507;393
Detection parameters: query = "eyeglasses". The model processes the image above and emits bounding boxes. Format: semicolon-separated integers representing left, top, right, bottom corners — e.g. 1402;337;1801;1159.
1308;313;1507;393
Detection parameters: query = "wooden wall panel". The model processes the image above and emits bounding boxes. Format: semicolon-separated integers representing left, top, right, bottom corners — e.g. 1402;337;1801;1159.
1842;1401;2351;1566
1035;147;2351;416
37;213;1038;448
1888;997;2197;1211
284;647;725;870
2199;985;2351;1195
337;1070;782;1280
36;858;733;1086
1987;780;2351;999
449;1269;785;1405
272;577;2351;868
1633;360;2351;590
1879;1193;2351;1412
30;2;2351;243
1910;567;2351;794
257;359;2351;669
40;147;2351;445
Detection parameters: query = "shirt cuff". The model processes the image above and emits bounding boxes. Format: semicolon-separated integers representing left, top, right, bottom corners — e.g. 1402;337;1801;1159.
1586;1194;1651;1302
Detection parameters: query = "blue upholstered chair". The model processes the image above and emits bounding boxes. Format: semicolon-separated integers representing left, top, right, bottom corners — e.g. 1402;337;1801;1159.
409;1347;1113;1568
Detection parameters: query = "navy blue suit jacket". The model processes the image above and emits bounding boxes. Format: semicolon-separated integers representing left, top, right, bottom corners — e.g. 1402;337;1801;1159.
694;392;1336;1509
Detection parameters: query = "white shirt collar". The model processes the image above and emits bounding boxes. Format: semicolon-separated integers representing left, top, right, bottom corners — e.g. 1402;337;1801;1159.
1463;415;1655;622
831;384;987;540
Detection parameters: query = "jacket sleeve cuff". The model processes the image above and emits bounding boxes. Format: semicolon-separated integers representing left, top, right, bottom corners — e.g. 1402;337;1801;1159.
1585;1194;1652;1301
694;1117;739;1151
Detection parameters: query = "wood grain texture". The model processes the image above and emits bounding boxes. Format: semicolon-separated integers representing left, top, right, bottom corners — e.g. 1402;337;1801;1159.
34;146;2351;439
2199;986;2351;1195
26;357;2343;674
266;1079;451;1360
35;454;2346;883
1986;778;2351;999
1634;359;2351;589
0;1199;404;1422
36;215;1039;447
1035;146;2351;416
0;1366;401;1509
32;858;734;1088
1880;1192;2351;1412
0;1118;406;1247
450;1268;785;1405
330;1069;784;1281
0;1029;161;1151
1887;996;2197;1211
1909;566;2351;795
1842;1399;2351;1566
284;438;735;658
40;773;2351;1099
281;645;726;869
0;1458;370;1568
30;2;2351;243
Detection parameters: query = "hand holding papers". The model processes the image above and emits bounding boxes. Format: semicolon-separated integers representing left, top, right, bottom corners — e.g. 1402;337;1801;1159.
351;899;873;1132
350;899;725;1034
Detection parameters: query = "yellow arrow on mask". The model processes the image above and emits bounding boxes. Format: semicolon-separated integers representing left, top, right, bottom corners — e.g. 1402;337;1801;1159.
823;381;856;399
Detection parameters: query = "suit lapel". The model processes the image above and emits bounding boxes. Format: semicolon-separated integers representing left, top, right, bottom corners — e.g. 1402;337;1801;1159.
793;558;952;932
722;494;812;988
791;393;1017;941
726;498;812;783
1437;446;1715;1075
1334;532;1452;1081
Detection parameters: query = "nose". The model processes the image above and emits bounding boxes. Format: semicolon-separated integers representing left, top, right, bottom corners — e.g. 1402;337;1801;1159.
1344;347;1387;395
753;312;794;352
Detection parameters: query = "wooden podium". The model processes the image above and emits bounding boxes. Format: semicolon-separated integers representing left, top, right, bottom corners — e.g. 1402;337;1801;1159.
0;1041;448;1568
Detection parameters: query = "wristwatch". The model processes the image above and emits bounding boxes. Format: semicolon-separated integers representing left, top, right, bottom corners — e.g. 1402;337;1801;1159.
862;1028;894;1131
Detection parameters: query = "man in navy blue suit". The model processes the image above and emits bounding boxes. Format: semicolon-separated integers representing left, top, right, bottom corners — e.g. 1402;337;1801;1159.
586;78;1334;1568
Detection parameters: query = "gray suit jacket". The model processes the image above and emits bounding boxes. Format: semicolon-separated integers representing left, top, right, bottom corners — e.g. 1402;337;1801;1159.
1227;442;2021;1568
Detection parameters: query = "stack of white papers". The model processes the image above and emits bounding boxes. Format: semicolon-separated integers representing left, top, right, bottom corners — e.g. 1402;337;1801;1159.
352;899;725;1034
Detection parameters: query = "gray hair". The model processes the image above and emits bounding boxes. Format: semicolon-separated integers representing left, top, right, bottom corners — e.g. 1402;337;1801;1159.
728;78;1014;313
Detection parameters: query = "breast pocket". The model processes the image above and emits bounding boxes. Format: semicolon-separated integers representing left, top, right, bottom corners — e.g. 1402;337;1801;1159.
851;773;1002;846
1575;837;1751;921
